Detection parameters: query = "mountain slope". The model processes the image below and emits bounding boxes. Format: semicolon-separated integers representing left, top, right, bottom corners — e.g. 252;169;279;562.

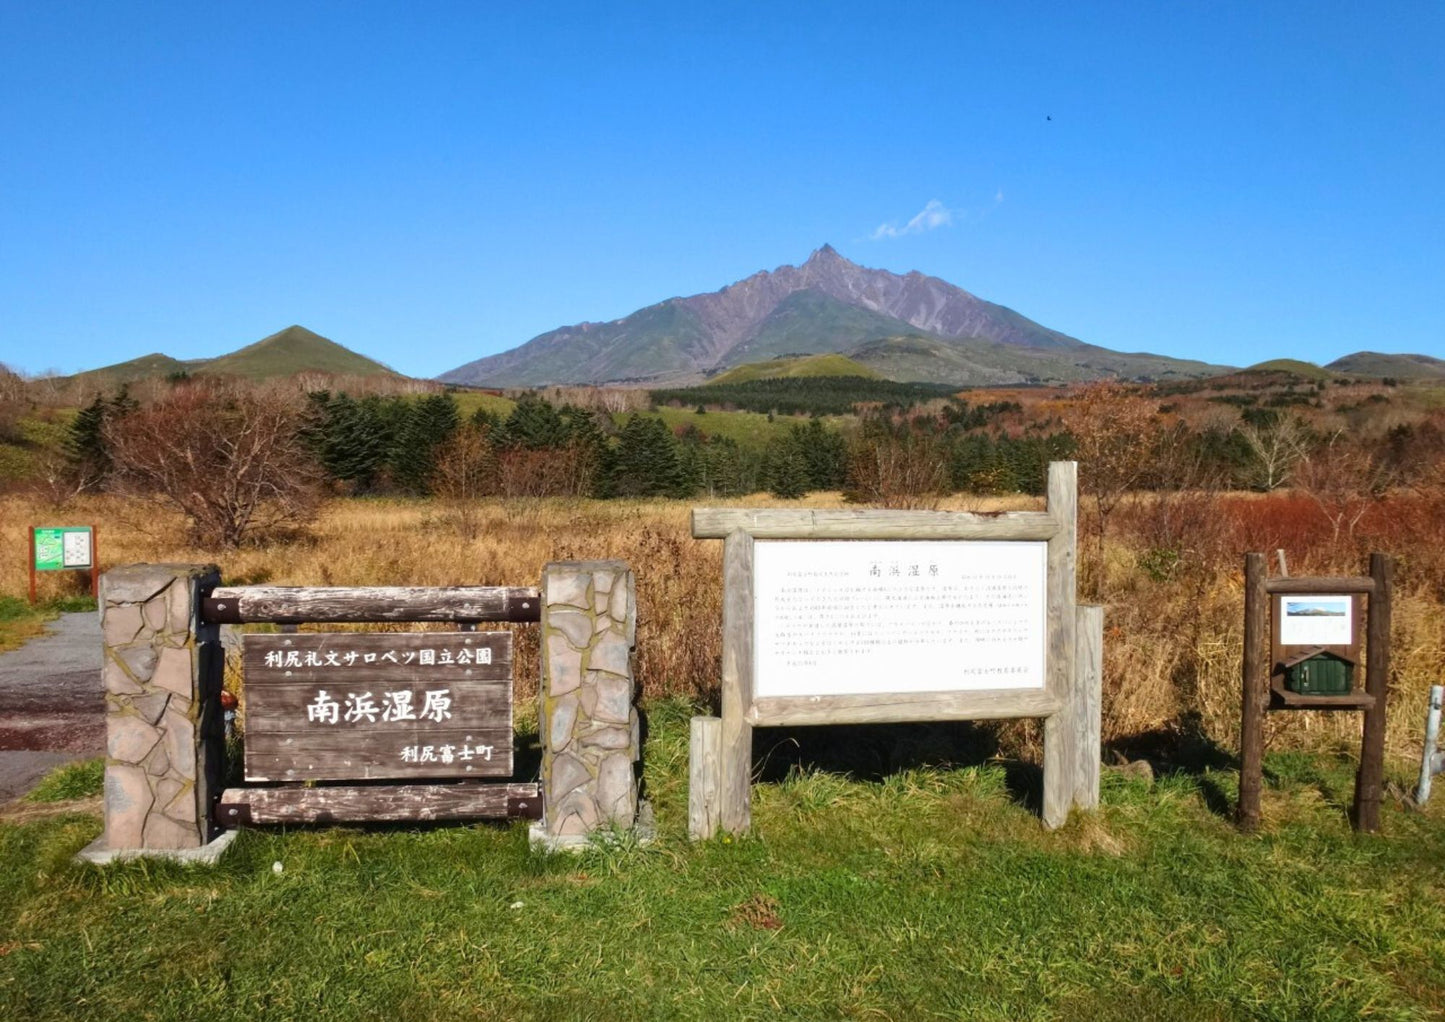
441;245;1226;387
709;353;881;384
203;326;398;379
1325;351;1445;379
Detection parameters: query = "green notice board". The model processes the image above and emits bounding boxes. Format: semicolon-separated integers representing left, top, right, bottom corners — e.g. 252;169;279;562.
33;526;93;570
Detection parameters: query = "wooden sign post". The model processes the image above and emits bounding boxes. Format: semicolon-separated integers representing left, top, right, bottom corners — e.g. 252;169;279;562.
1237;552;1393;833
689;461;1100;836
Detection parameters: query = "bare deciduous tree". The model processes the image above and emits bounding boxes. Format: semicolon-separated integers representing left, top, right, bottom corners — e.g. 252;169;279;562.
1063;382;1159;546
103;381;322;547
845;421;948;509
430;423;497;540
1293;432;1393;545
1237;414;1309;491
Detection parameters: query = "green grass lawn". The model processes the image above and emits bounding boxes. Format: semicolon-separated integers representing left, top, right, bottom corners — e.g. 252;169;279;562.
2;701;1441;1020
624;407;855;448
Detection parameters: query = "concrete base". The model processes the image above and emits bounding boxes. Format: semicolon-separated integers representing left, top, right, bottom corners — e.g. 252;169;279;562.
75;827;240;866
529;801;655;853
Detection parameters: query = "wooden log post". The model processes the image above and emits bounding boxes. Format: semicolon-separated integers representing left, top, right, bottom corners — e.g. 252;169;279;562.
538;561;639;842
688;716;722;839
1238;552;1269;832
1074;604;1104;811
719;530;755;835
1352;553;1393;833
95;564;224;853
1041;461;1079;829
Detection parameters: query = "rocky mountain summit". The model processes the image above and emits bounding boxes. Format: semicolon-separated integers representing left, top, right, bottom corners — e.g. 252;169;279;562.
440;247;1223;387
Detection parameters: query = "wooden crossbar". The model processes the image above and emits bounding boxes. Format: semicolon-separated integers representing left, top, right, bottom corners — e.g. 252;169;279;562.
202;585;541;624
216;782;542;825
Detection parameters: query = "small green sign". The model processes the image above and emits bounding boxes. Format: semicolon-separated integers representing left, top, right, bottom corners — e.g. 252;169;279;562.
33;526;93;571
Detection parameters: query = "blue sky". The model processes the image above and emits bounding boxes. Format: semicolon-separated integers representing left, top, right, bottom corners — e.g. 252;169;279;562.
1;2;1440;378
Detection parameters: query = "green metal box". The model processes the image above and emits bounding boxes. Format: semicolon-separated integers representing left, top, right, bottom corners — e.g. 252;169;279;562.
1284;653;1353;696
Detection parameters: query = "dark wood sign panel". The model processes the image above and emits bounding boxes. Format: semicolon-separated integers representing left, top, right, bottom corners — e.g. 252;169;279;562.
243;632;513;782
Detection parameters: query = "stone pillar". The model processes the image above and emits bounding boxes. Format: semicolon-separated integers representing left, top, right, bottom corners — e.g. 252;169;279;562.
99;564;223;851
539;560;639;840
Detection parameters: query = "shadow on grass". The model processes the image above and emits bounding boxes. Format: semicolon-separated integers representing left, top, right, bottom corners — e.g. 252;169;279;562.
1109;711;1240;819
750;721;1044;814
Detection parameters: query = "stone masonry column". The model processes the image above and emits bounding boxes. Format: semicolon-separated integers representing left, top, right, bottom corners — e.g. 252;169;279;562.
539;560;639;840
98;564;223;851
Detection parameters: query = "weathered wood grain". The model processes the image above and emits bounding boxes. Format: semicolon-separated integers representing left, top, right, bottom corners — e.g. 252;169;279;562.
217;782;540;825
205;586;541;624
746;689;1061;727
244;728;514;782
689;715;722;840
243;632;512;686
1040;460;1078;830
1237;552;1269;832
692;508;1059;541
1264;577;1376;595
1074;604;1103;811
720;529;754;836
1353;553;1392;833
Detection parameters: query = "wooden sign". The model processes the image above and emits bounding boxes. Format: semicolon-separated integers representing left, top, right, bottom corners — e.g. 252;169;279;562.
242;631;513;782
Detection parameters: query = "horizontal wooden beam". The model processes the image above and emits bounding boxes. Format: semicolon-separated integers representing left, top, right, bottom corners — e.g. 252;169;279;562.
1264;576;1375;595
203;586;542;624
747;688;1060;727
691;508;1059;541
216;782;541;825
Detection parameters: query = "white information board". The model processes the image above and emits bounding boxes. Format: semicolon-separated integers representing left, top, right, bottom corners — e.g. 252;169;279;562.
753;540;1047;698
62;529;92;568
1279;594;1353;646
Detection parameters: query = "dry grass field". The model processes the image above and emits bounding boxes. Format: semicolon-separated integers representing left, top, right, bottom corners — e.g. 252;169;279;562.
4;487;1441;768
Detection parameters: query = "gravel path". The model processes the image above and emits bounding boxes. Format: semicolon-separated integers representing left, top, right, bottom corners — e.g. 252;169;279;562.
0;611;104;802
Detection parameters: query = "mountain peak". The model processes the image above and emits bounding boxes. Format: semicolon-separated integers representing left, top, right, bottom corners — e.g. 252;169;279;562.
804;243;848;267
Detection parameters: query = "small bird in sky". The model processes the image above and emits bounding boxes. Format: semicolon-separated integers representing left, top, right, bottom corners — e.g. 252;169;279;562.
1046;115;1052;121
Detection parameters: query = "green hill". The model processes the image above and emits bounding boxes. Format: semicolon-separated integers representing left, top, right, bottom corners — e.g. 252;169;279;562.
1325;351;1445;379
1241;359;1337;381
62;326;399;385
203;326;397;379
69;352;196;387
708;352;881;385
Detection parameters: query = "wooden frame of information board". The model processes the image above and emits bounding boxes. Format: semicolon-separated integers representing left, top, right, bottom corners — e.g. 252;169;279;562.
1237;552;1393;834
690;461;1099;834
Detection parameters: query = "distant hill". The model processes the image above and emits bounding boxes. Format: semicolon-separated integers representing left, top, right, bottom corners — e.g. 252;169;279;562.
709;353;881;385
65;326;399;385
440;245;1229;388
1325;351;1445;379
1241;359;1338;382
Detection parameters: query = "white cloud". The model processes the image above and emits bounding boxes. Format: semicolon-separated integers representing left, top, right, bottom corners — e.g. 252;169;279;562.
870;199;955;240
995;189;1004;203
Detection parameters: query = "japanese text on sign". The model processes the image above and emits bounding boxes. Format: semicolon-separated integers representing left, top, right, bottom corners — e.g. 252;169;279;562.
753;540;1048;697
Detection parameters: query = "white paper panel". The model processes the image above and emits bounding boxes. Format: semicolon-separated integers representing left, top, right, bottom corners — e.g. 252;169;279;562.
753;540;1047;698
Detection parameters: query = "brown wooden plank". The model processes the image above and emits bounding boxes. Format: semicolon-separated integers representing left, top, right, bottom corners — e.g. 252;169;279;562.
244;728;513;782
244;680;510;734
217;782;541;825
1353;553;1392;833
1238;552;1268;832
692;507;1059;540
205;586;542;624
1268;682;1376;711
243;632;511;686
1264;576;1375;595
